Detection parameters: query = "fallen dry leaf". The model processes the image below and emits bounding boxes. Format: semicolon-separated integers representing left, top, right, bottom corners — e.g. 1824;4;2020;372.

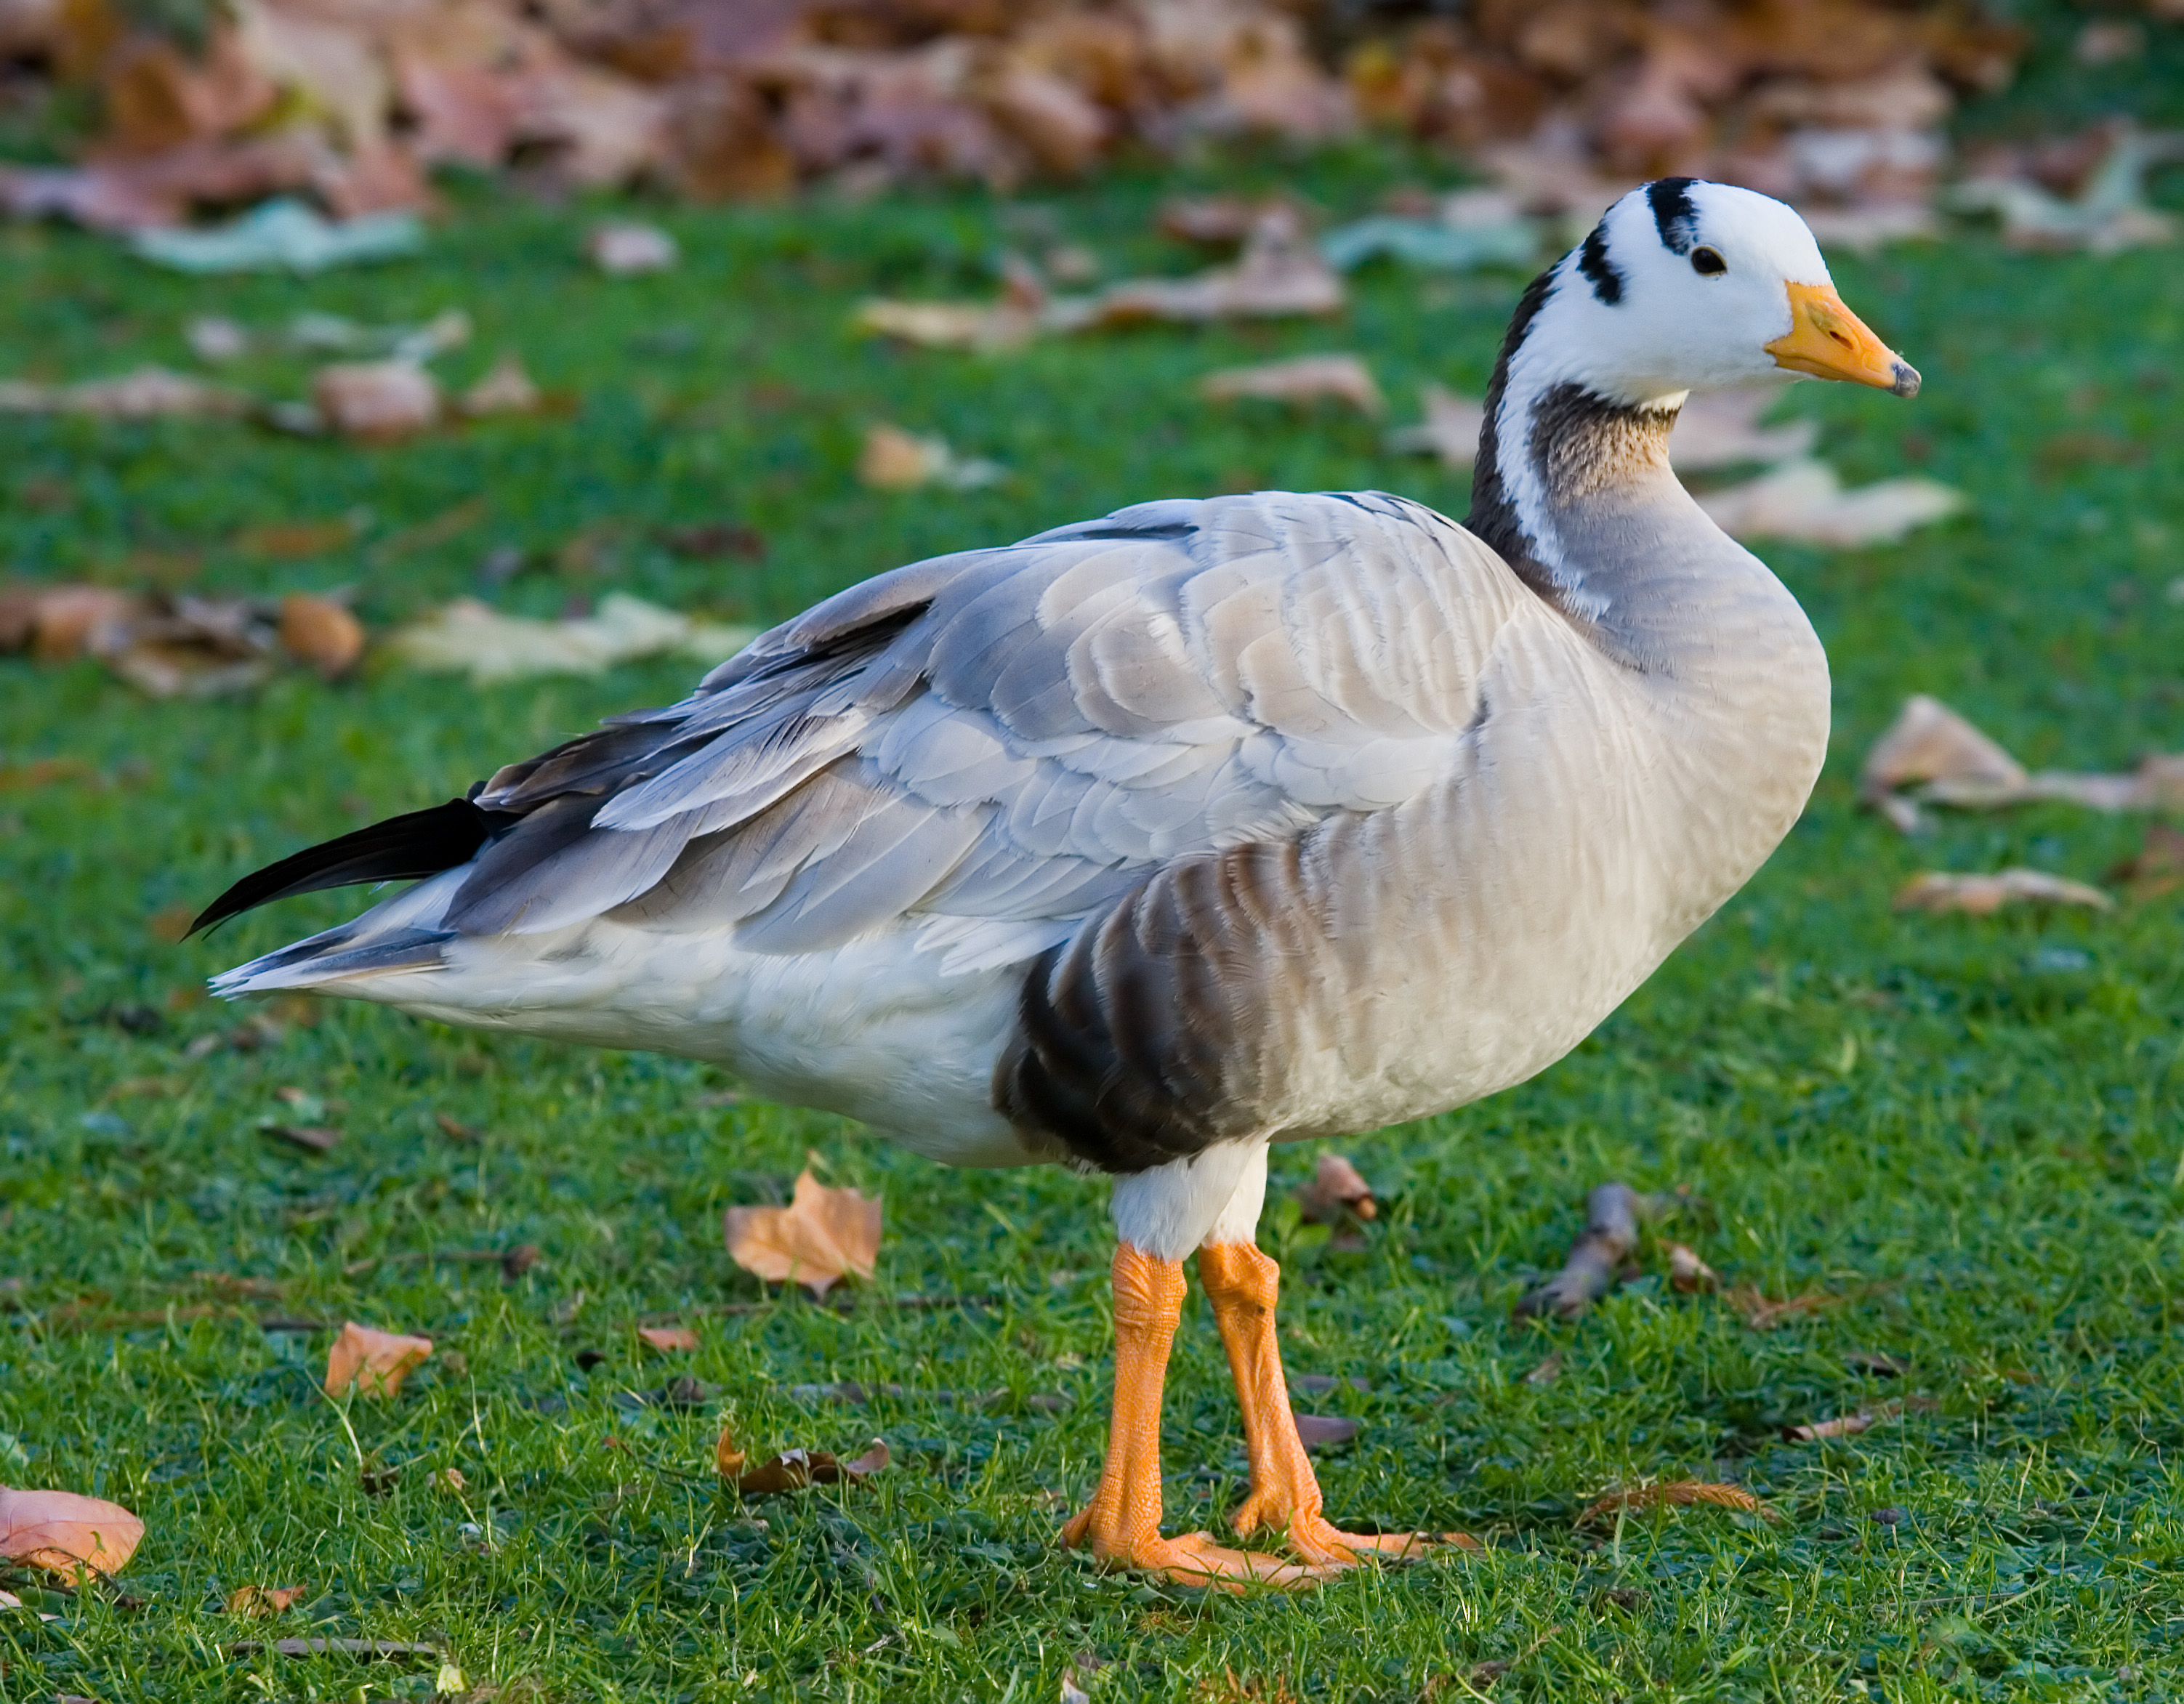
1946;125;2184;254
1069;211;1344;328
1291;1413;1358;1450
0;1487;145;1578
2108;822;2184;900
1787;1396;1939;1441
324;1320;433;1398
1200;353;1382;416
853;296;1043;352
1696;459;1965;546
1861;695;2184;832
1894;869;2112;916
724;1169;882;1299
1385;383;1484;469
459;355;542;418
589;222;677;275
637;1324;698;1353
1294;1152;1377;1224
0;366;251;421
1576;1480;1765;1527
1668;389;1818;471
389;594;756;685
858;424;1005;492
313;362;440;441
1725;1286;1845;1331
225;1583;306;1617
262;1123;342;1154
1523;1352;1563;1386
278;594;365;679
1667;1243;1719;1293
717;1421;890;1495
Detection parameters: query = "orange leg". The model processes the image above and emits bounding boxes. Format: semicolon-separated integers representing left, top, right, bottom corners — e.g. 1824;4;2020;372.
1198;1240;1479;1567
1061;1243;1326;1590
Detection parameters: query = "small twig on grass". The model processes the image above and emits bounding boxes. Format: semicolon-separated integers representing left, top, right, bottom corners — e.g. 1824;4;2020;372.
342;1245;539;1280
1515;1184;1682;1319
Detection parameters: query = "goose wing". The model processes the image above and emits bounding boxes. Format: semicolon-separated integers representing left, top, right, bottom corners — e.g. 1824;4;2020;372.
220;491;1532;977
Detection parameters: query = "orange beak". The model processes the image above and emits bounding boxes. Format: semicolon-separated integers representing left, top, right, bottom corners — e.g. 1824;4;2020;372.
1767;282;1920;397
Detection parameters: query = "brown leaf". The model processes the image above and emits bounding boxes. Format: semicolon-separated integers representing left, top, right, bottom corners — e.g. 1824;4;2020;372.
1893;869;2111;916
853;296;1041;352
324;1320;432;1398
235;519;355;559
0;368;250;421
225;1583;305;1618
1725;1285;1844;1331
1290;1412;1358;1450
1667;1243;1719;1293
313;362;440;441
0;584;145;661
0;1487;145;1578
1576;1480;1764;1527
1523;1352;1562;1386
723;1169;882;1298
1294;1152;1377;1224
714;1421;746;1479
1200;353;1382;416
637;1323;698;1353
1859;695;2027;831
276;594;365;678
147;903;197;942
1071;211;1343;327
2107;822;2184;900
262;1123;342;1154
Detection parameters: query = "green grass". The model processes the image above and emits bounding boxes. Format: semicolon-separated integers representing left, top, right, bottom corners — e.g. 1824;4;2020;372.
3;137;2183;1703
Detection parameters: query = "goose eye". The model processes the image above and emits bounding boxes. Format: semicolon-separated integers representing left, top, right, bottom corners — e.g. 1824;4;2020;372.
1691;246;1727;276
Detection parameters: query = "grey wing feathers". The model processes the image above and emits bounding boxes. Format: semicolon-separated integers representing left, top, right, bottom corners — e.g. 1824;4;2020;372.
422;491;1518;956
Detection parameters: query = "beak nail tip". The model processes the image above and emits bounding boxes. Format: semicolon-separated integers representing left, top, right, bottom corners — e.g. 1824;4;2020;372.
1892;362;1922;399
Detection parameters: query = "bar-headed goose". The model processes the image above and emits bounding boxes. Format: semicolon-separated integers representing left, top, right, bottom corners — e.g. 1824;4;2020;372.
198;178;1918;1586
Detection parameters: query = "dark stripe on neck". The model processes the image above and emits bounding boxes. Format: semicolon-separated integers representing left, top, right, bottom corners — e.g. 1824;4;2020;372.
1576;220;1622;304
1468;268;1679;621
1646;177;1701;255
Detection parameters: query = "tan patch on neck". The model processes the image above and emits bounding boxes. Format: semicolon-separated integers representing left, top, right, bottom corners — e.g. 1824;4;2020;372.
1536;394;1677;504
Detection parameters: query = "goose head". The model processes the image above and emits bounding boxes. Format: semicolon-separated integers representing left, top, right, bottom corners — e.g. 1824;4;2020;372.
1520;177;1921;407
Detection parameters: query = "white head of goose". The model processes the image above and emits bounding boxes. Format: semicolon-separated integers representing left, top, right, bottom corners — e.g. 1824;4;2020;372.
196;178;1917;1587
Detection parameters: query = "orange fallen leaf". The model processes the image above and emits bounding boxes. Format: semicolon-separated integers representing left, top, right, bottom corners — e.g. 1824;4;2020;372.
1576;1480;1765;1527
856;424;1004;492
225;1583;305;1617
637;1323;698;1353
324;1320;432;1398
1667;1243;1719;1293
277;594;365;679
0;1487;145;1578
724;1169;881;1298
1893;869;2111;916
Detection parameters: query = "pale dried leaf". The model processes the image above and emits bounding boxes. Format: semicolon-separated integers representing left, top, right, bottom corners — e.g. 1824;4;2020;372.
0;366;250;420
1069;215;1342;327
313;361;440;440
1697;459;1965;546
389;594;756;684
459;355;541;418
225;1583;306;1617
1859;694;2026;827
1576;1481;1765;1527
857;424;1004;492
637;1324;698;1353
0;1487;145;1577
1725;1285;1845;1331
1788;1405;1887;1442
855;298;1040;352
324;1320;432;1398
1893;868;2112;916
1385;383;1483;468
1667;1243;1719;1293
1668;389;1818;470
1199;353;1382;416
723;1168;882;1299
588;222;677;275
278;594;365;679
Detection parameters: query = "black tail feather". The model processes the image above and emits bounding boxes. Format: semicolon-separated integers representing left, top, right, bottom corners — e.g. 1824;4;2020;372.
190;798;520;936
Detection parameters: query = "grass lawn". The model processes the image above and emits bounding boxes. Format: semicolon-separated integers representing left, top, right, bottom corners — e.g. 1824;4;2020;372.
2;134;2183;1703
